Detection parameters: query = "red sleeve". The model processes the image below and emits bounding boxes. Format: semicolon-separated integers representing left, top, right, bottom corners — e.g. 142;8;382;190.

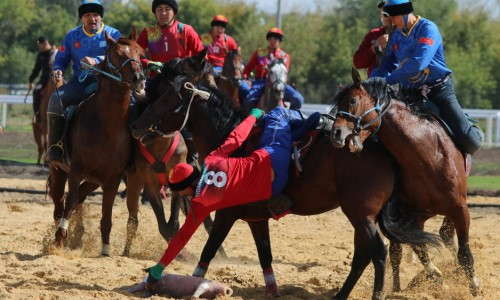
227;36;238;51
243;50;258;78
158;202;210;267
137;28;151;67
184;26;204;56
284;53;291;70
211;115;256;158
353;27;386;72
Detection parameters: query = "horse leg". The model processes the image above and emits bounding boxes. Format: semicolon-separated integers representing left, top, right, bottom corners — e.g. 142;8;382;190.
48;167;68;230
389;241;403;292
199;204;228;259
439;216;457;257
145;186;171;241
55;169;82;247
99;176;122;256
193;209;237;278
247;220;280;297
451;207;479;296
334;221;386;300
165;190;181;238
409;244;443;284
32;121;44;165
123;173;142;257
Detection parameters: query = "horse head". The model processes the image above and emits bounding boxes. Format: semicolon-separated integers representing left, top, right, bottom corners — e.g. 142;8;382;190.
261;57;288;112
329;67;392;153
130;78;242;155
103;28;146;94
222;50;244;87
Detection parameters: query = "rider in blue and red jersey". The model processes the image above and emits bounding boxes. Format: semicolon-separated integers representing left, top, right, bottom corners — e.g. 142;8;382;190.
46;0;121;165
140;107;324;292
240;28;304;110
373;0;484;155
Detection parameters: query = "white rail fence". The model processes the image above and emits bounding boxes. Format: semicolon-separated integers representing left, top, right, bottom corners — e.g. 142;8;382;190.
2;94;500;148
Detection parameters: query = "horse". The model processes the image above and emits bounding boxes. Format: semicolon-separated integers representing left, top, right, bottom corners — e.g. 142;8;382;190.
329;68;479;296
258;56;288;112
122;49;226;258
48;29;146;256
129;79;441;299
215;50;244;108
32;49;63;165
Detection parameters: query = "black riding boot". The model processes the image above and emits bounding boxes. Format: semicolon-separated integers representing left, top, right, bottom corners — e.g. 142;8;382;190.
46;114;65;164
181;130;200;169
267;194;293;217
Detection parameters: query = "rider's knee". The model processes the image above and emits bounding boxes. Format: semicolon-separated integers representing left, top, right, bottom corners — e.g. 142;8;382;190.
457;125;484;155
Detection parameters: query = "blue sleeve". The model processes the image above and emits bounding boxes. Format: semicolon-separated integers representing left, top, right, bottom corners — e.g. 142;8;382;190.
52;33;72;72
387;22;442;85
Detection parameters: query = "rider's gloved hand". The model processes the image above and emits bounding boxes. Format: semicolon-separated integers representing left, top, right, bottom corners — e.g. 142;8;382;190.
143;263;164;291
52;70;63;79
147;61;163;73
250;108;264;120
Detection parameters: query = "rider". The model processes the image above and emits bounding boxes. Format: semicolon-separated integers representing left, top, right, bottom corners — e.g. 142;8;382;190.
200;15;239;78
142;107;322;291
46;0;121;166
374;0;484;155
240;28;304;110
353;1;392;77
137;0;204;79
137;0;205;168
29;36;56;123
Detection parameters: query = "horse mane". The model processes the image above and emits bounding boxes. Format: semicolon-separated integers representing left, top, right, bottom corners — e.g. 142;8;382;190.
187;82;246;147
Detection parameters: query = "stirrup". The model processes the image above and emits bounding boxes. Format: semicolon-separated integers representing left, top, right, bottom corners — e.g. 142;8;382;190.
46;142;64;162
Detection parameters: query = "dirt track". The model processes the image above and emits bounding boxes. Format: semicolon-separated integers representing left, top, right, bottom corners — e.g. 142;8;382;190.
0;161;499;299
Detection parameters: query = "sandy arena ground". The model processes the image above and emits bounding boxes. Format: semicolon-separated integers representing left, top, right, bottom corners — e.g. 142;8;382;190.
0;163;499;299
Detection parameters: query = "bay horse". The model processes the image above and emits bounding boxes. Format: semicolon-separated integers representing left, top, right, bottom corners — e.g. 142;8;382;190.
258;56;288;112
216;50;243;108
32;49;63;165
129;79;441;299
329;68;479;296
122;50;226;258
48;29;146;256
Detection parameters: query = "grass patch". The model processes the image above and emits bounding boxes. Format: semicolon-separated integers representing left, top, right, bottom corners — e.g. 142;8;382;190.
468;176;500;191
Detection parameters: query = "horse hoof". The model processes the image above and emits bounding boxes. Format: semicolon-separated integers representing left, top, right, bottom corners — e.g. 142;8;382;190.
265;283;280;297
469;277;480;297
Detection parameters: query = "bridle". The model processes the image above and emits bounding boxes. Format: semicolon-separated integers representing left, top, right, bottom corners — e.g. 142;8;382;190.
80;51;142;85
333;84;393;136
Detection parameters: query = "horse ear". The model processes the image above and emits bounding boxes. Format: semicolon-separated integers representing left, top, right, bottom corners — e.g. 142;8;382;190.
338;83;345;91
196;48;207;63
105;31;117;46
351;67;362;85
129;27;137;41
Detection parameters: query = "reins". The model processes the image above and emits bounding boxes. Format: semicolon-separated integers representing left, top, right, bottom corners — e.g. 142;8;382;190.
79;53;142;84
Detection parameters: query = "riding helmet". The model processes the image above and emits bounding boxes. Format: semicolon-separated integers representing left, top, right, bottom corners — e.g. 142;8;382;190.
78;0;104;19
152;0;179;15
383;0;413;16
168;163;200;192
266;27;284;41
211;15;228;28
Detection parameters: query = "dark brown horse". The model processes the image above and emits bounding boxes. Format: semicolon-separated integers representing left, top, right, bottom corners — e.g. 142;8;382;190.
130;79;441;299
48;29;146;255
123;50;226;258
216;50;243;108
329;68;479;296
32;50;63;165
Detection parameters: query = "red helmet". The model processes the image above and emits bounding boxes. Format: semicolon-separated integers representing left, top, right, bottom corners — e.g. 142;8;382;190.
266;27;284;41
211;15;228;27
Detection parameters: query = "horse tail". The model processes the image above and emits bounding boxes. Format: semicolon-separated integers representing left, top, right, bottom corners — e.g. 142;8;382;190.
377;160;442;249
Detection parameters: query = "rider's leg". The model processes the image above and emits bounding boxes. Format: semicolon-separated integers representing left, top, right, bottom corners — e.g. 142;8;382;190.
284;84;304;110
46;79;86;164
428;78;484;154
181;129;200;169
33;86;42;122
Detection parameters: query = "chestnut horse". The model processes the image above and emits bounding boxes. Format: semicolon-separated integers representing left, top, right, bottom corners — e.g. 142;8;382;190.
216;50;243;108
329;68;479;296
32;49;63;165
130;79;441;299
48;29;146;255
123;50;226;258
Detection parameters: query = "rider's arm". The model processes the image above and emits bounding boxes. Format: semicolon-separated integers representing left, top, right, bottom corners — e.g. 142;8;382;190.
184;25;204;56
243;50;258;79
52;35;72;74
211;115;257;157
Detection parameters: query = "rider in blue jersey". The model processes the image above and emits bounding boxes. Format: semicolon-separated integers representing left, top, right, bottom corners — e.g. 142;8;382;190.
46;0;121;165
373;0;484;155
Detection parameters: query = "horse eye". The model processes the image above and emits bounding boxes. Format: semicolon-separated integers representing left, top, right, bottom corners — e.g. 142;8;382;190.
350;98;357;106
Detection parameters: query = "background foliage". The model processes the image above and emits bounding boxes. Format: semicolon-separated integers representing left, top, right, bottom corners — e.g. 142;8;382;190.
1;0;499;107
